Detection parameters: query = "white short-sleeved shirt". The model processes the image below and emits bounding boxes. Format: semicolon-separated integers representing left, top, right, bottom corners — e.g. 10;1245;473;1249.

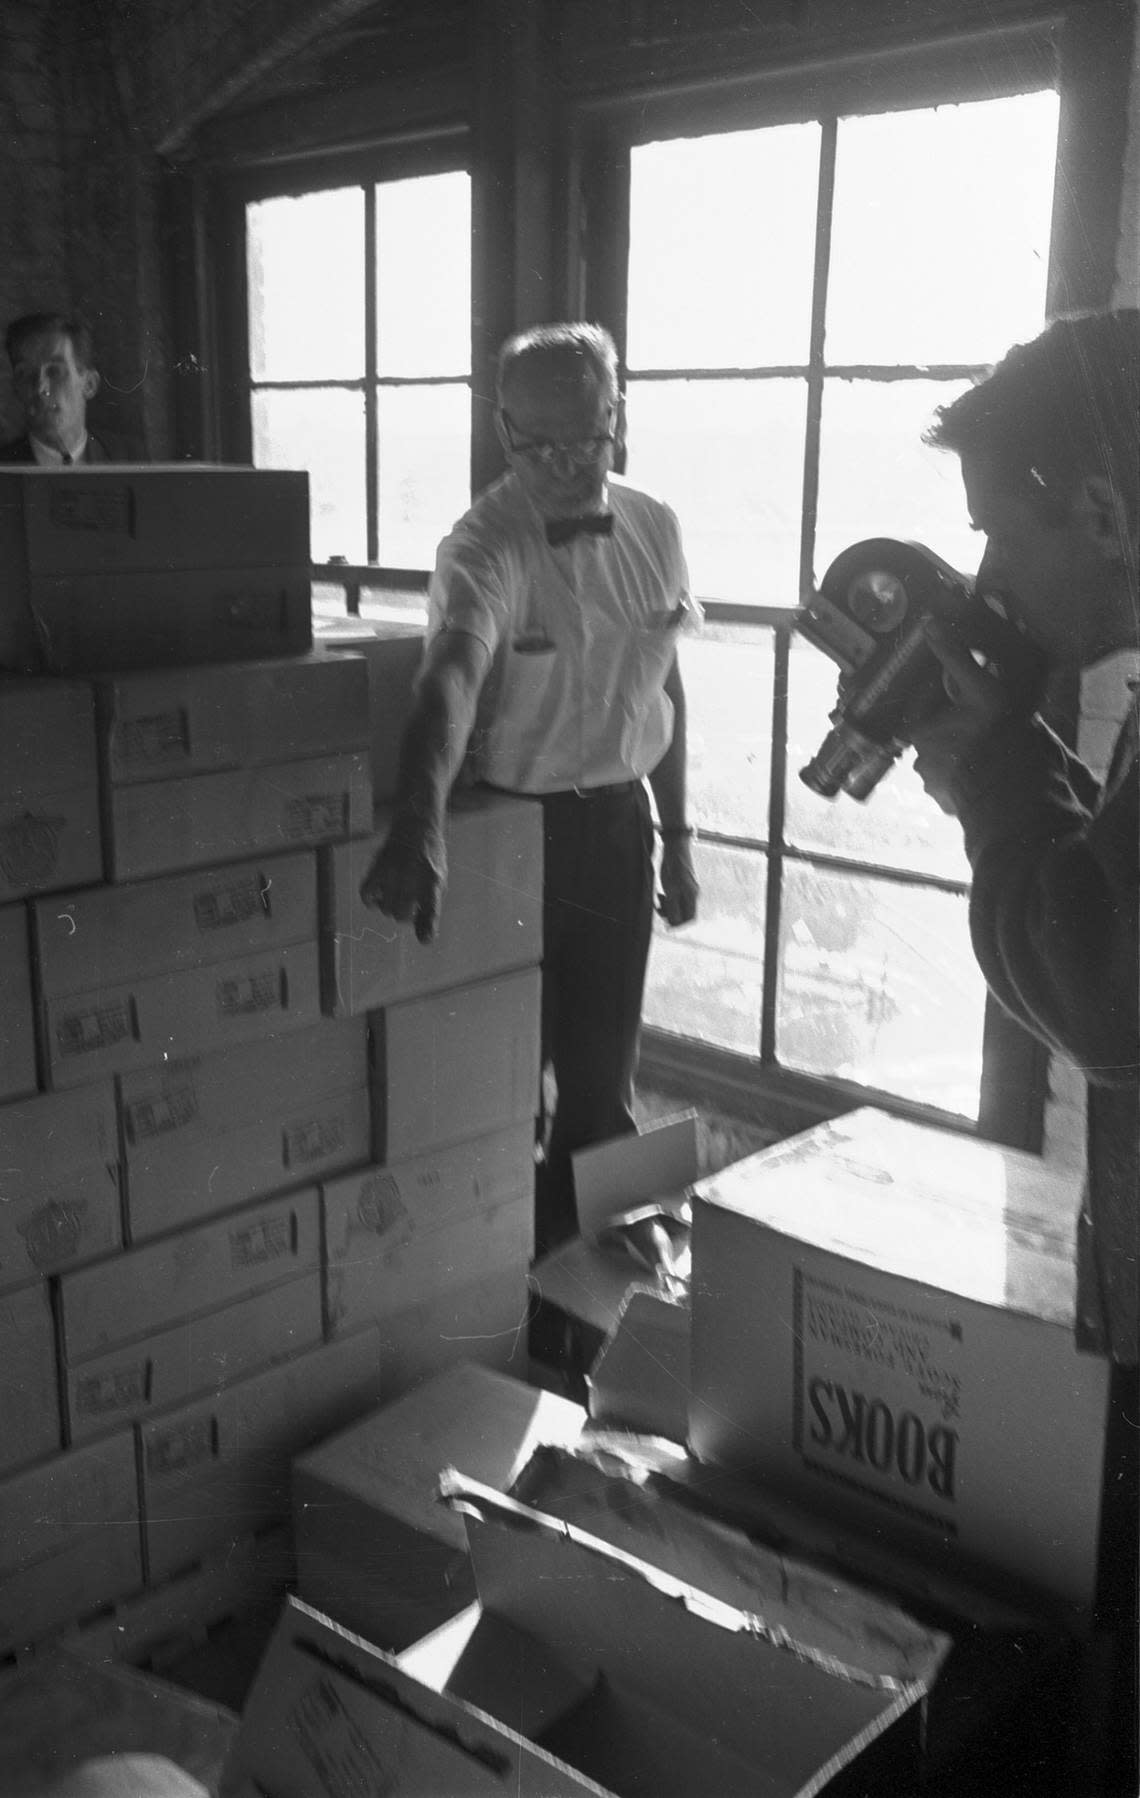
427;471;698;793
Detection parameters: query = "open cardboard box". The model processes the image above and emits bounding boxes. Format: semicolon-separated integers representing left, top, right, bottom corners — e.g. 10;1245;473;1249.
224;1466;939;1798
505;1441;1069;1786
529;1114;699;1389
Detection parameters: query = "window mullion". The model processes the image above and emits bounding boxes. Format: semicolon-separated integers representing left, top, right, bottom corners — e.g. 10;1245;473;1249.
760;115;837;1066
364;183;379;565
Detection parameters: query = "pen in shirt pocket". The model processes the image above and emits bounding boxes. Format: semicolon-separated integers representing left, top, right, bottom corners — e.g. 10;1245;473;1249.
511;631;556;653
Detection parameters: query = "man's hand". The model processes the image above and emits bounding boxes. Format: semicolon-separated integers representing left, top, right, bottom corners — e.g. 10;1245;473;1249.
911;622;1012;815
657;833;699;927
359;812;448;944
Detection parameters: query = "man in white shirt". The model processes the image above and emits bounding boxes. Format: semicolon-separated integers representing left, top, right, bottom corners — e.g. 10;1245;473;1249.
361;321;699;1251
0;313;127;465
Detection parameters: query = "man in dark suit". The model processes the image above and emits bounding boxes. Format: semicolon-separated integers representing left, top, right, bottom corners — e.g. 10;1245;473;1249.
0;312;132;464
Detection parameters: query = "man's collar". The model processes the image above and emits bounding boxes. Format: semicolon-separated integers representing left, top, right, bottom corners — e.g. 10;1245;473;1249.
29;431;88;467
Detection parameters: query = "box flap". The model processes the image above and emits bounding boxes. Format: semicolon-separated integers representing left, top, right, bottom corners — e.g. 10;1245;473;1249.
586;1286;691;1443
571;1114;700;1240
220;1596;606;1797
505;1444;952;1690
439;1472;925;1795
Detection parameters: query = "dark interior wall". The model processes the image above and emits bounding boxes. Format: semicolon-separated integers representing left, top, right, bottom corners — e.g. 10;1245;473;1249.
0;0;169;453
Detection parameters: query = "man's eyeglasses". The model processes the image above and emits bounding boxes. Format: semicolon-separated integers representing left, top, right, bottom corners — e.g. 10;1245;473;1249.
500;407;616;468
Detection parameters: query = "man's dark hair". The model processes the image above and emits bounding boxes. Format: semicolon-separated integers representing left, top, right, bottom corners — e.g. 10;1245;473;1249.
5;312;96;372
497;322;619;406
926;310;1140;530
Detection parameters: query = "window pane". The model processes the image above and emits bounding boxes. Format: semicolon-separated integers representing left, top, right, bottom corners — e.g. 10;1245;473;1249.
777;862;984;1114
683;624;773;841
785;635;970;879
628;125;821;369
376;171;471;376
644;841;767;1054
625;378;806;605
252;387;366;563
814;378;977;584
377;383;471;567
247;188;365;382
826;92;1058;366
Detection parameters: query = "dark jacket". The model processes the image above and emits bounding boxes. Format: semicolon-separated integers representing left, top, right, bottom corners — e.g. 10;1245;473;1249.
0;430;136;464
951;695;1139;1364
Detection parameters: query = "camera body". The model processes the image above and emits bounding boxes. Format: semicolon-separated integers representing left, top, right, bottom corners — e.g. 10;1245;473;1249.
796;538;1047;801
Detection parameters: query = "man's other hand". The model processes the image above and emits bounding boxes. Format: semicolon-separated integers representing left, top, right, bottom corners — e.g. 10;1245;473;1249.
911;621;1012;814
359;813;447;944
657;834;699;927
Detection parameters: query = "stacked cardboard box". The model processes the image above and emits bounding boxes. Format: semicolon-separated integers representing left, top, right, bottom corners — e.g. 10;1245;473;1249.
0;471;546;1660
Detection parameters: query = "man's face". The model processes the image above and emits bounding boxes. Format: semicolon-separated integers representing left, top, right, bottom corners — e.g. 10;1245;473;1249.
496;366;619;518
962;450;1132;668
11;331;98;451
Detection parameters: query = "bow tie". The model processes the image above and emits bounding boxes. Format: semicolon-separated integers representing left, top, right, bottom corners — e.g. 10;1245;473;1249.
545;513;614;547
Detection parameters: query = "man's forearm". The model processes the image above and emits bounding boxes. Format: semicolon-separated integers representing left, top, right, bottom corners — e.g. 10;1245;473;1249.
395;663;480;829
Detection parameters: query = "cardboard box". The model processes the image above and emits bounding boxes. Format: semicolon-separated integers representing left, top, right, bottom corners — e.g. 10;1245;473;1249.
293;1362;585;1652
139;1326;385;1582
318;626;424;801
374;967;541;1162
0;1083;122;1292
105;751;372;882
529;1115;699;1385
0;676;102;898
689;1107;1112;1621
0;1280;61;1473
508;1443;1067;1785
321;789;543;1014
98;653;369;785
65;1272;324;1445
0;467;311;673
35;849;318;998
586;1286;690;1443
0;1432;142;1656
59;1187;321;1364
43;938;323;1088
323;1122;535;1336
352;1263;536;1388
0;900;36;1102
223;1477;933;1798
119;1019;369;1238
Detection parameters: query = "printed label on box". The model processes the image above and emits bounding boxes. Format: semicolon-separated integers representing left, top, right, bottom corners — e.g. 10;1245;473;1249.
288;1671;395;1798
285;793;350;840
147;1417;216;1479
216;968;283;1017
119;709;190;768
230;1216;294;1268
792;1267;963;1537
353;1171;410;1239
49;484;133;534
194;870;271;933
56;998;135;1059
0;813;62;887
75;1362;149;1417
284;1113;346;1168
18;1198;91;1271
123;1081;200;1143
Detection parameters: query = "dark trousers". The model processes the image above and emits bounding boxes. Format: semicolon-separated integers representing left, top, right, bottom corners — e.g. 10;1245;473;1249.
533;781;655;1255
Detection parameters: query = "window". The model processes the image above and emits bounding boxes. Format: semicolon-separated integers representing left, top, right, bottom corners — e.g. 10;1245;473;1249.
621;88;1059;1126
245;168;472;573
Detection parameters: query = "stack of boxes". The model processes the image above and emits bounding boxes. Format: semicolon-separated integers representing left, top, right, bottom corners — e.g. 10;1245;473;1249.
0;465;544;1661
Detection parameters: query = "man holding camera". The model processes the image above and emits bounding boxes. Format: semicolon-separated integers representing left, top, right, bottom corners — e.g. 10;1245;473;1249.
910;309;1138;1795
